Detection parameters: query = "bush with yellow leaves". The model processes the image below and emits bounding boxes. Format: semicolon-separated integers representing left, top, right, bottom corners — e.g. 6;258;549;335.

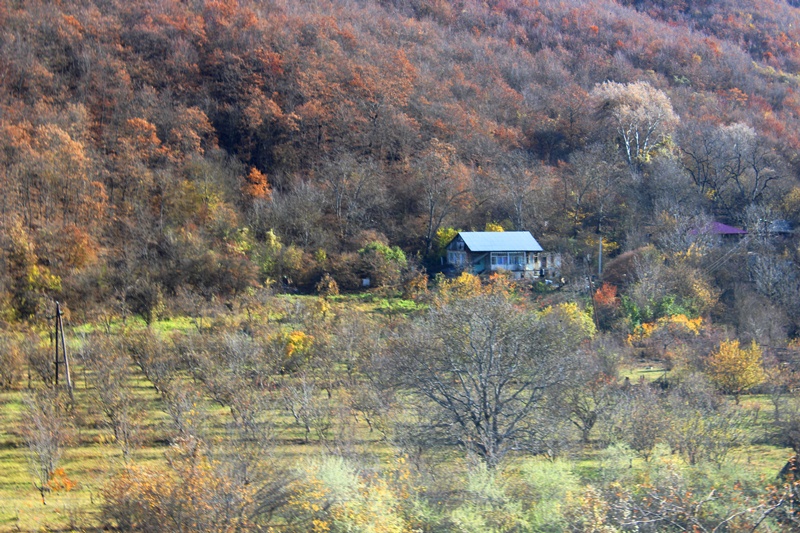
285;455;415;533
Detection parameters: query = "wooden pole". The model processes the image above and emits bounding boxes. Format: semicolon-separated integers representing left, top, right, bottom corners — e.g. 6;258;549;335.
598;236;603;279
54;302;74;403
54;304;59;388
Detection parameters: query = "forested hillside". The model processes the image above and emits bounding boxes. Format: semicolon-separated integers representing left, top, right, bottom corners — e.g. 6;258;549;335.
6;1;800;531
2;0;800;324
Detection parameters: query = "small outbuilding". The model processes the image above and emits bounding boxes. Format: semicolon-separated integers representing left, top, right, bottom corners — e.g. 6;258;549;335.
445;231;559;280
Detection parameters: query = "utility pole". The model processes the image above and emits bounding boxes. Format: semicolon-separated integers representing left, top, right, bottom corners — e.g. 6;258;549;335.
53;302;74;404
598;236;603;279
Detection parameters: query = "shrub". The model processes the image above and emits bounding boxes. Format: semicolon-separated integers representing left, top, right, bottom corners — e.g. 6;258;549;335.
0;334;23;389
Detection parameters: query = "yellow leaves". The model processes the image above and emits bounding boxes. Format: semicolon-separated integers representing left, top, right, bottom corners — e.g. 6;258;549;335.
628;322;657;345
584;235;619;256
674;242;707;262
484;221;505;232
435;272;483;303
541;302;596;339
285;330;314;359
313;297;331;318
565;207;587;224
628;314;703;346
434;227;459;256
707;339;765;400
669;314;703;335
783;187;800;221
287;455;414;533
312;518;331;532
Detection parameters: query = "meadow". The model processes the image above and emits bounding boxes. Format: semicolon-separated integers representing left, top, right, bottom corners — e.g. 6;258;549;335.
0;291;796;532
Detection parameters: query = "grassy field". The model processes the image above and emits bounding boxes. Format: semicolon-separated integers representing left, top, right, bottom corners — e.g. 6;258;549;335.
0;295;795;531
0;295;412;531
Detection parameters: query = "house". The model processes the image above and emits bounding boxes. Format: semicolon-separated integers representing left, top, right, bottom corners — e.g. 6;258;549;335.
445;231;560;280
702;221;747;238
689;221;747;244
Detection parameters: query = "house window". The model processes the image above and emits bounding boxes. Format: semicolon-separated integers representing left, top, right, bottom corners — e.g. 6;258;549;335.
491;253;517;268
448;252;466;265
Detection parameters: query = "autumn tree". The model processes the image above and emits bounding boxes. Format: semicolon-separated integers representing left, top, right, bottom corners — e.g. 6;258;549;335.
102;437;292;532
591;81;679;169
241;167;272;204
284;455;411;532
706;339;766;404
0;333;24;389
3;218;61;320
493;152;543;232
414;139;472;256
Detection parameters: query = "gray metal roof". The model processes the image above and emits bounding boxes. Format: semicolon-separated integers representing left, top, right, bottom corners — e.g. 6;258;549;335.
457;231;543;252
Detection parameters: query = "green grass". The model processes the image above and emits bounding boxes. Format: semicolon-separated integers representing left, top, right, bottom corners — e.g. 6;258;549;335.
0;296;795;531
72;314;198;337
0;372;793;531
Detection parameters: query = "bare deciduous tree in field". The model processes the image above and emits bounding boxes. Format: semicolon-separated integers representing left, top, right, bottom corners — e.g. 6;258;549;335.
21;389;73;504
84;334;142;461
611;382;668;461
391;293;588;468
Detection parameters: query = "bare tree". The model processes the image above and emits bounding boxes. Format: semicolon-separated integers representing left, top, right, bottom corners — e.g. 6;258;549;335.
494;151;544;231
21;389;72;504
681;121;785;218
564;373;620;444
84;334;142;461
281;371;333;444
390;293;587;467
124;329;176;394
414;139;472;256
24;333;55;389
317;154;387;239
666;373;748;467
610;382;668;461
181;331;276;438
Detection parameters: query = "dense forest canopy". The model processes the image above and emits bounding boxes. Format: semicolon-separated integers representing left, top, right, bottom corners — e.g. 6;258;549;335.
2;0;800;327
